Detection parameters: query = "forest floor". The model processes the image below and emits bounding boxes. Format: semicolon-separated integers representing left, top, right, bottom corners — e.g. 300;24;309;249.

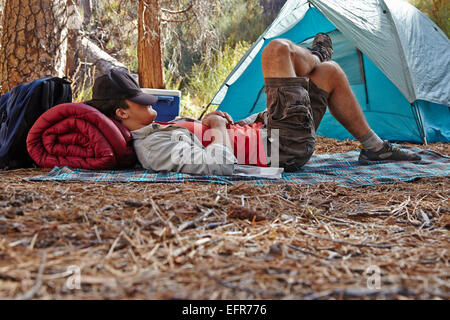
0;137;448;300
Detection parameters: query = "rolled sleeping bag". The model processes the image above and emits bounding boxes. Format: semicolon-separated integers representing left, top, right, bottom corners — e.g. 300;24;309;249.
26;103;136;169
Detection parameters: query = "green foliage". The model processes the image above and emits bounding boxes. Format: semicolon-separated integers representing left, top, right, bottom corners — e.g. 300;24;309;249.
178;93;203;118
126;46;139;74
70;65;96;103
161;0;266;77
73;86;92;103
88;0;138;71
74;0;270;118
161;0;267;118
218;0;266;46
172;41;252;119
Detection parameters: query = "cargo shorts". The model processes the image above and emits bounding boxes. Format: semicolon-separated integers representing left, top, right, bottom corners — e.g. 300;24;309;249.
254;77;329;172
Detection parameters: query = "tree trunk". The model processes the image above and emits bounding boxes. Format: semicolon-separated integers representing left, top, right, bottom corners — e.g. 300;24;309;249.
0;2;3;46
66;0;82;78
81;0;91;27
138;0;165;89
260;0;287;24
0;0;68;94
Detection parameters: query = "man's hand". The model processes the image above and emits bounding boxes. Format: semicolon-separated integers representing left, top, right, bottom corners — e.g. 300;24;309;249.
202;114;229;128
203;111;233;125
201;114;233;150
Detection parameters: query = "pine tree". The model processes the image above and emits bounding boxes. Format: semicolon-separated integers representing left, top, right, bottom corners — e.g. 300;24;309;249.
138;0;165;89
0;0;68;93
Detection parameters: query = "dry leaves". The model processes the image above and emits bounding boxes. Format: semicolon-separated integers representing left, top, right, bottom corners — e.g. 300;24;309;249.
0;137;448;299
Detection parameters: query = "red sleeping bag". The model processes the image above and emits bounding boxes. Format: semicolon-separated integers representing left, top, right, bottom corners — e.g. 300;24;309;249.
27;103;136;169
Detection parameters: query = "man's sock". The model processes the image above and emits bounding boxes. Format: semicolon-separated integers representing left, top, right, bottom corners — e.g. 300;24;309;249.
359;130;384;151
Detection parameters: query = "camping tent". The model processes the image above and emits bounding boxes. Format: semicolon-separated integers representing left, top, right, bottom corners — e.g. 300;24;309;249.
211;0;450;143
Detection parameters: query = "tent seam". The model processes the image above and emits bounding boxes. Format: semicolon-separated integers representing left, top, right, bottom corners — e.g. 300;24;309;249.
381;0;417;102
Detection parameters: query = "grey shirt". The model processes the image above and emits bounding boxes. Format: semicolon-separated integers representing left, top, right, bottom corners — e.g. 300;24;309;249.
131;121;237;176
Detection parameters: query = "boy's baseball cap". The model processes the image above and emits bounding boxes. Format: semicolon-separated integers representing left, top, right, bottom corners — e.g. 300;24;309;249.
89;68;158;105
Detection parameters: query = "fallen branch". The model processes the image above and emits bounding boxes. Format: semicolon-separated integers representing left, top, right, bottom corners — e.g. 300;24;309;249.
178;208;214;232
297;227;393;249
79;37;137;79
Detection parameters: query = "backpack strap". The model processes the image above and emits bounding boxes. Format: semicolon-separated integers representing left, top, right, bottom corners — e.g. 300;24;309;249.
51;77;72;105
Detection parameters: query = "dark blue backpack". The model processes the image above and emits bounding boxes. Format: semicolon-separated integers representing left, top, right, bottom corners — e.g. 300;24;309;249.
0;77;72;169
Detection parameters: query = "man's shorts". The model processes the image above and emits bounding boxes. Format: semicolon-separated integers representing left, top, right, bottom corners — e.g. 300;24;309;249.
256;77;329;172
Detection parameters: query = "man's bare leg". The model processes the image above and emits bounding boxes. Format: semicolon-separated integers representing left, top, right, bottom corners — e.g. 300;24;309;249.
261;39;318;78
261;38;421;163
261;39;371;139
308;61;371;139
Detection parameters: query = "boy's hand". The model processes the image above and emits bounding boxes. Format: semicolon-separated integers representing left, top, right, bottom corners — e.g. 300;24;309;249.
203;111;233;125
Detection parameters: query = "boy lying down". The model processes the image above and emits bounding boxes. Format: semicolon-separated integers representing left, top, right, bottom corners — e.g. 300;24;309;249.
86;35;420;176
86;68;271;176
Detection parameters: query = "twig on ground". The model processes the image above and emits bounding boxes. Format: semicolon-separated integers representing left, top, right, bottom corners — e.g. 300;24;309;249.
15;251;46;300
296;227;393;249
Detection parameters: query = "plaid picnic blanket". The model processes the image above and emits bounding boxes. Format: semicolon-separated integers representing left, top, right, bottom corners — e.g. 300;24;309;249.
27;145;449;187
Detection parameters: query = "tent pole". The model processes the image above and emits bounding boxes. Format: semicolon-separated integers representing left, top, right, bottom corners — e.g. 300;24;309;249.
248;85;265;115
198;102;212;120
411;102;427;145
357;49;369;106
416;103;427;145
410;103;421;143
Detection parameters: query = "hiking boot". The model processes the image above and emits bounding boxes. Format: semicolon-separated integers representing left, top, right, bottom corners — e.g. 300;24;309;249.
311;32;333;62
358;141;421;164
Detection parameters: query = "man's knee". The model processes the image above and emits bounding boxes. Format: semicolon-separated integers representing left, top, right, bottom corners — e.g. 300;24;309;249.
310;61;347;92
262;39;293;62
317;61;345;79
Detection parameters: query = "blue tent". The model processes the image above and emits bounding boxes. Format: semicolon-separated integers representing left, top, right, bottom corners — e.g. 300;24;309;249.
212;0;450;143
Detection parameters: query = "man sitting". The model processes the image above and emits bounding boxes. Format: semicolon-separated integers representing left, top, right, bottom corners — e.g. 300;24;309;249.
86;33;420;175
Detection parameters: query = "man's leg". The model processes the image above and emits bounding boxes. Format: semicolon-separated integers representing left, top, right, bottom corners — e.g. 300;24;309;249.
261;39;319;78
261;39;319;171
308;61;372;139
262;39;371;139
261;38;420;164
307;57;420;163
